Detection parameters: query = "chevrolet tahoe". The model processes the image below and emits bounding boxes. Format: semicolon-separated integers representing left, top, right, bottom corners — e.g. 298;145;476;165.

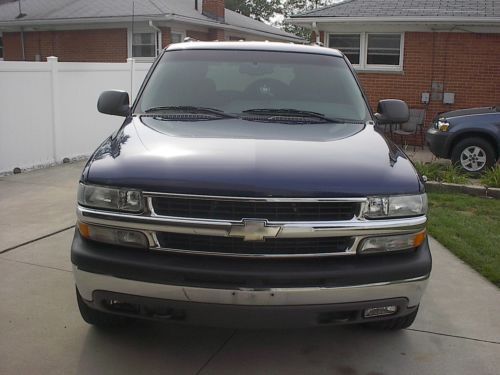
72;42;431;330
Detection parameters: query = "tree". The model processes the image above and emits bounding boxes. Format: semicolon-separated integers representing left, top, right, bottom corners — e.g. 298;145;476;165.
281;0;339;39
226;0;282;23
226;1;340;39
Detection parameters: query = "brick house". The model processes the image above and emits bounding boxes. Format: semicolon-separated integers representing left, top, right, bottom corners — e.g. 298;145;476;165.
0;0;302;62
289;0;500;130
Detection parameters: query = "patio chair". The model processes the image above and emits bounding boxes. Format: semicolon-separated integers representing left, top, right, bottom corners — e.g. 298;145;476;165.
393;108;426;151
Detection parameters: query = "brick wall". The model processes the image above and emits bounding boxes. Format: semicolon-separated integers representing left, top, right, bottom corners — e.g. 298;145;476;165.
160;27;172;47
311;31;325;44
3;26;226;62
202;0;225;21
357;32;500;132
187;28;225;41
208;28;225;41
3;29;127;62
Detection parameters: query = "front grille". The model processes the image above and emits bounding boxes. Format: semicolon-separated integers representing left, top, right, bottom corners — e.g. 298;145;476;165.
152;197;360;222
156;232;354;257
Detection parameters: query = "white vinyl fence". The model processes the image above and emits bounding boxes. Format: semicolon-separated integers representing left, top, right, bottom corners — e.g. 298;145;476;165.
0;57;152;174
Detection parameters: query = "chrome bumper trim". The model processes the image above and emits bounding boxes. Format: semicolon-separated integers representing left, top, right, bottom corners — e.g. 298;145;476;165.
143;192;369;203
77;206;427;239
74;267;429;307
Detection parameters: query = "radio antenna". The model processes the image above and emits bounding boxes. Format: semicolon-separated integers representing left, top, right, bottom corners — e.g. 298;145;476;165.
131;1;135;45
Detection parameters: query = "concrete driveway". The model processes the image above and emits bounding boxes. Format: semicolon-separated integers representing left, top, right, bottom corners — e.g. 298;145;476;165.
1;162;499;375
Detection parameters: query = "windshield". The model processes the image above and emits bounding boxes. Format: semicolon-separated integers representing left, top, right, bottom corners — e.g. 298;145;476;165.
136;49;371;123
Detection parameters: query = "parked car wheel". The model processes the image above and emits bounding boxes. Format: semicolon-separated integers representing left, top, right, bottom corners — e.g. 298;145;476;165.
364;307;419;330
76;288;132;328
451;137;496;174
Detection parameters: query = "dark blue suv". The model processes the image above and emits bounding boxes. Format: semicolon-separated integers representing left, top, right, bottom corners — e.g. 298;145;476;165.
72;42;431;330
426;107;500;174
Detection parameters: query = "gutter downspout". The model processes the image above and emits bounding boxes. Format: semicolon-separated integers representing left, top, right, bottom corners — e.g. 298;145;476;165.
312;21;320;44
148;20;162;55
20;27;25;60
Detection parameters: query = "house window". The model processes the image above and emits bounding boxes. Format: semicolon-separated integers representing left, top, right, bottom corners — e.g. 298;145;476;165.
132;32;157;58
170;32;184;44
366;34;401;66
328;32;403;71
328;34;360;65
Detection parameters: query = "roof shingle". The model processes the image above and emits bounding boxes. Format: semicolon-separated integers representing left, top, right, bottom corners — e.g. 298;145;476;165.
293;0;500;18
0;0;300;40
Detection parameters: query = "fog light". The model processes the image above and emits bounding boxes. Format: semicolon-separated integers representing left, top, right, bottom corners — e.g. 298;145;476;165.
364;305;398;318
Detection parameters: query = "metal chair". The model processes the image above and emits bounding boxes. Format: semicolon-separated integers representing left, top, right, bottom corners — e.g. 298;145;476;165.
393;109;426;151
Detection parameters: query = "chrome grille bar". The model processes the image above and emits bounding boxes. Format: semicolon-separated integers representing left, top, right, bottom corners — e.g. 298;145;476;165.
77;193;425;258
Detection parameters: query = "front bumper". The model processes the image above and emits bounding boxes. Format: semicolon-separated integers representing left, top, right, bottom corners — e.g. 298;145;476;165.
426;128;451;158
75;266;428;307
72;230;431;327
76;273;425;328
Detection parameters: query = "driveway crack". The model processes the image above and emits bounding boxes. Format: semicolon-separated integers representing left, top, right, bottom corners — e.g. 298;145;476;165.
0;226;75;255
0;257;72;273
406;328;500;345
195;330;238;375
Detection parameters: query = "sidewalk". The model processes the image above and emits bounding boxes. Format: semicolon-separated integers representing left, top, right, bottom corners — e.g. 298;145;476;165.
0;162;498;375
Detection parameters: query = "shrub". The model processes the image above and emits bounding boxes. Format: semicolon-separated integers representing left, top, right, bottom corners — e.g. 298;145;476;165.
480;166;500;188
414;162;468;184
414;162;444;181
440;165;469;184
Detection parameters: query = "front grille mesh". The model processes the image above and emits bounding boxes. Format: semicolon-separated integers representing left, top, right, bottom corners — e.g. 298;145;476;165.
156;232;353;256
152;197;359;222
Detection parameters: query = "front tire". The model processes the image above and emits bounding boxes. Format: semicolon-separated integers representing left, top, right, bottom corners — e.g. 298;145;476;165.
76;288;132;328
451;137;496;174
364;307;419;330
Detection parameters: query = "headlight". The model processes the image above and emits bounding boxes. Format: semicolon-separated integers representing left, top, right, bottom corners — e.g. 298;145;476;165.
78;222;148;248
364;194;427;219
436;119;450;132
78;184;143;212
359;230;427;254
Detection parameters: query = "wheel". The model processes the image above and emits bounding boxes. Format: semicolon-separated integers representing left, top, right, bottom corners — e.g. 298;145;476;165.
364;307;419;330
451;137;496;174
76;288;132;328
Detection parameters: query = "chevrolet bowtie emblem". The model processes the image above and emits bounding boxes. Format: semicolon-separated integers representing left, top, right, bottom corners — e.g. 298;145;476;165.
229;219;281;242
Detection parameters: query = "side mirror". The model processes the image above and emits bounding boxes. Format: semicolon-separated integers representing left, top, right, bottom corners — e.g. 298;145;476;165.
97;90;130;117
375;99;409;124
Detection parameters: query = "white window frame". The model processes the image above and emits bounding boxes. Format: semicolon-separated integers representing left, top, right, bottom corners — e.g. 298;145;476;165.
127;28;160;62
327;32;404;72
327;33;363;69
170;30;186;45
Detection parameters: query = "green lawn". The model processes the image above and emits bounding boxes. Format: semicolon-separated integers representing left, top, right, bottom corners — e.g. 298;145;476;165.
427;192;500;287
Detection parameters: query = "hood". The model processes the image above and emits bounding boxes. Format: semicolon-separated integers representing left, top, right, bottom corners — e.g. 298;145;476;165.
440;107;498;120
84;117;423;198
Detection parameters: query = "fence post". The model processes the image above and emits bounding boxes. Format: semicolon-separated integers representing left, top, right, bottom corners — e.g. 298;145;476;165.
127;57;135;101
48;56;61;162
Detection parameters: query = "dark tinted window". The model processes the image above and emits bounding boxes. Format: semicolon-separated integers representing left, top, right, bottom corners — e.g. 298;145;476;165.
132;33;156;58
328;34;360;65
137;49;370;122
367;34;401;65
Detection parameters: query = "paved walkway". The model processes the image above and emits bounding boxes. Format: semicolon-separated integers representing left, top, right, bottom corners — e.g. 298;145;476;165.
0;162;498;375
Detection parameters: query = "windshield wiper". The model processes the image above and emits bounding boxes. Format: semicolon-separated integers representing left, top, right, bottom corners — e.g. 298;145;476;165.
242;108;363;124
142;106;239;119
